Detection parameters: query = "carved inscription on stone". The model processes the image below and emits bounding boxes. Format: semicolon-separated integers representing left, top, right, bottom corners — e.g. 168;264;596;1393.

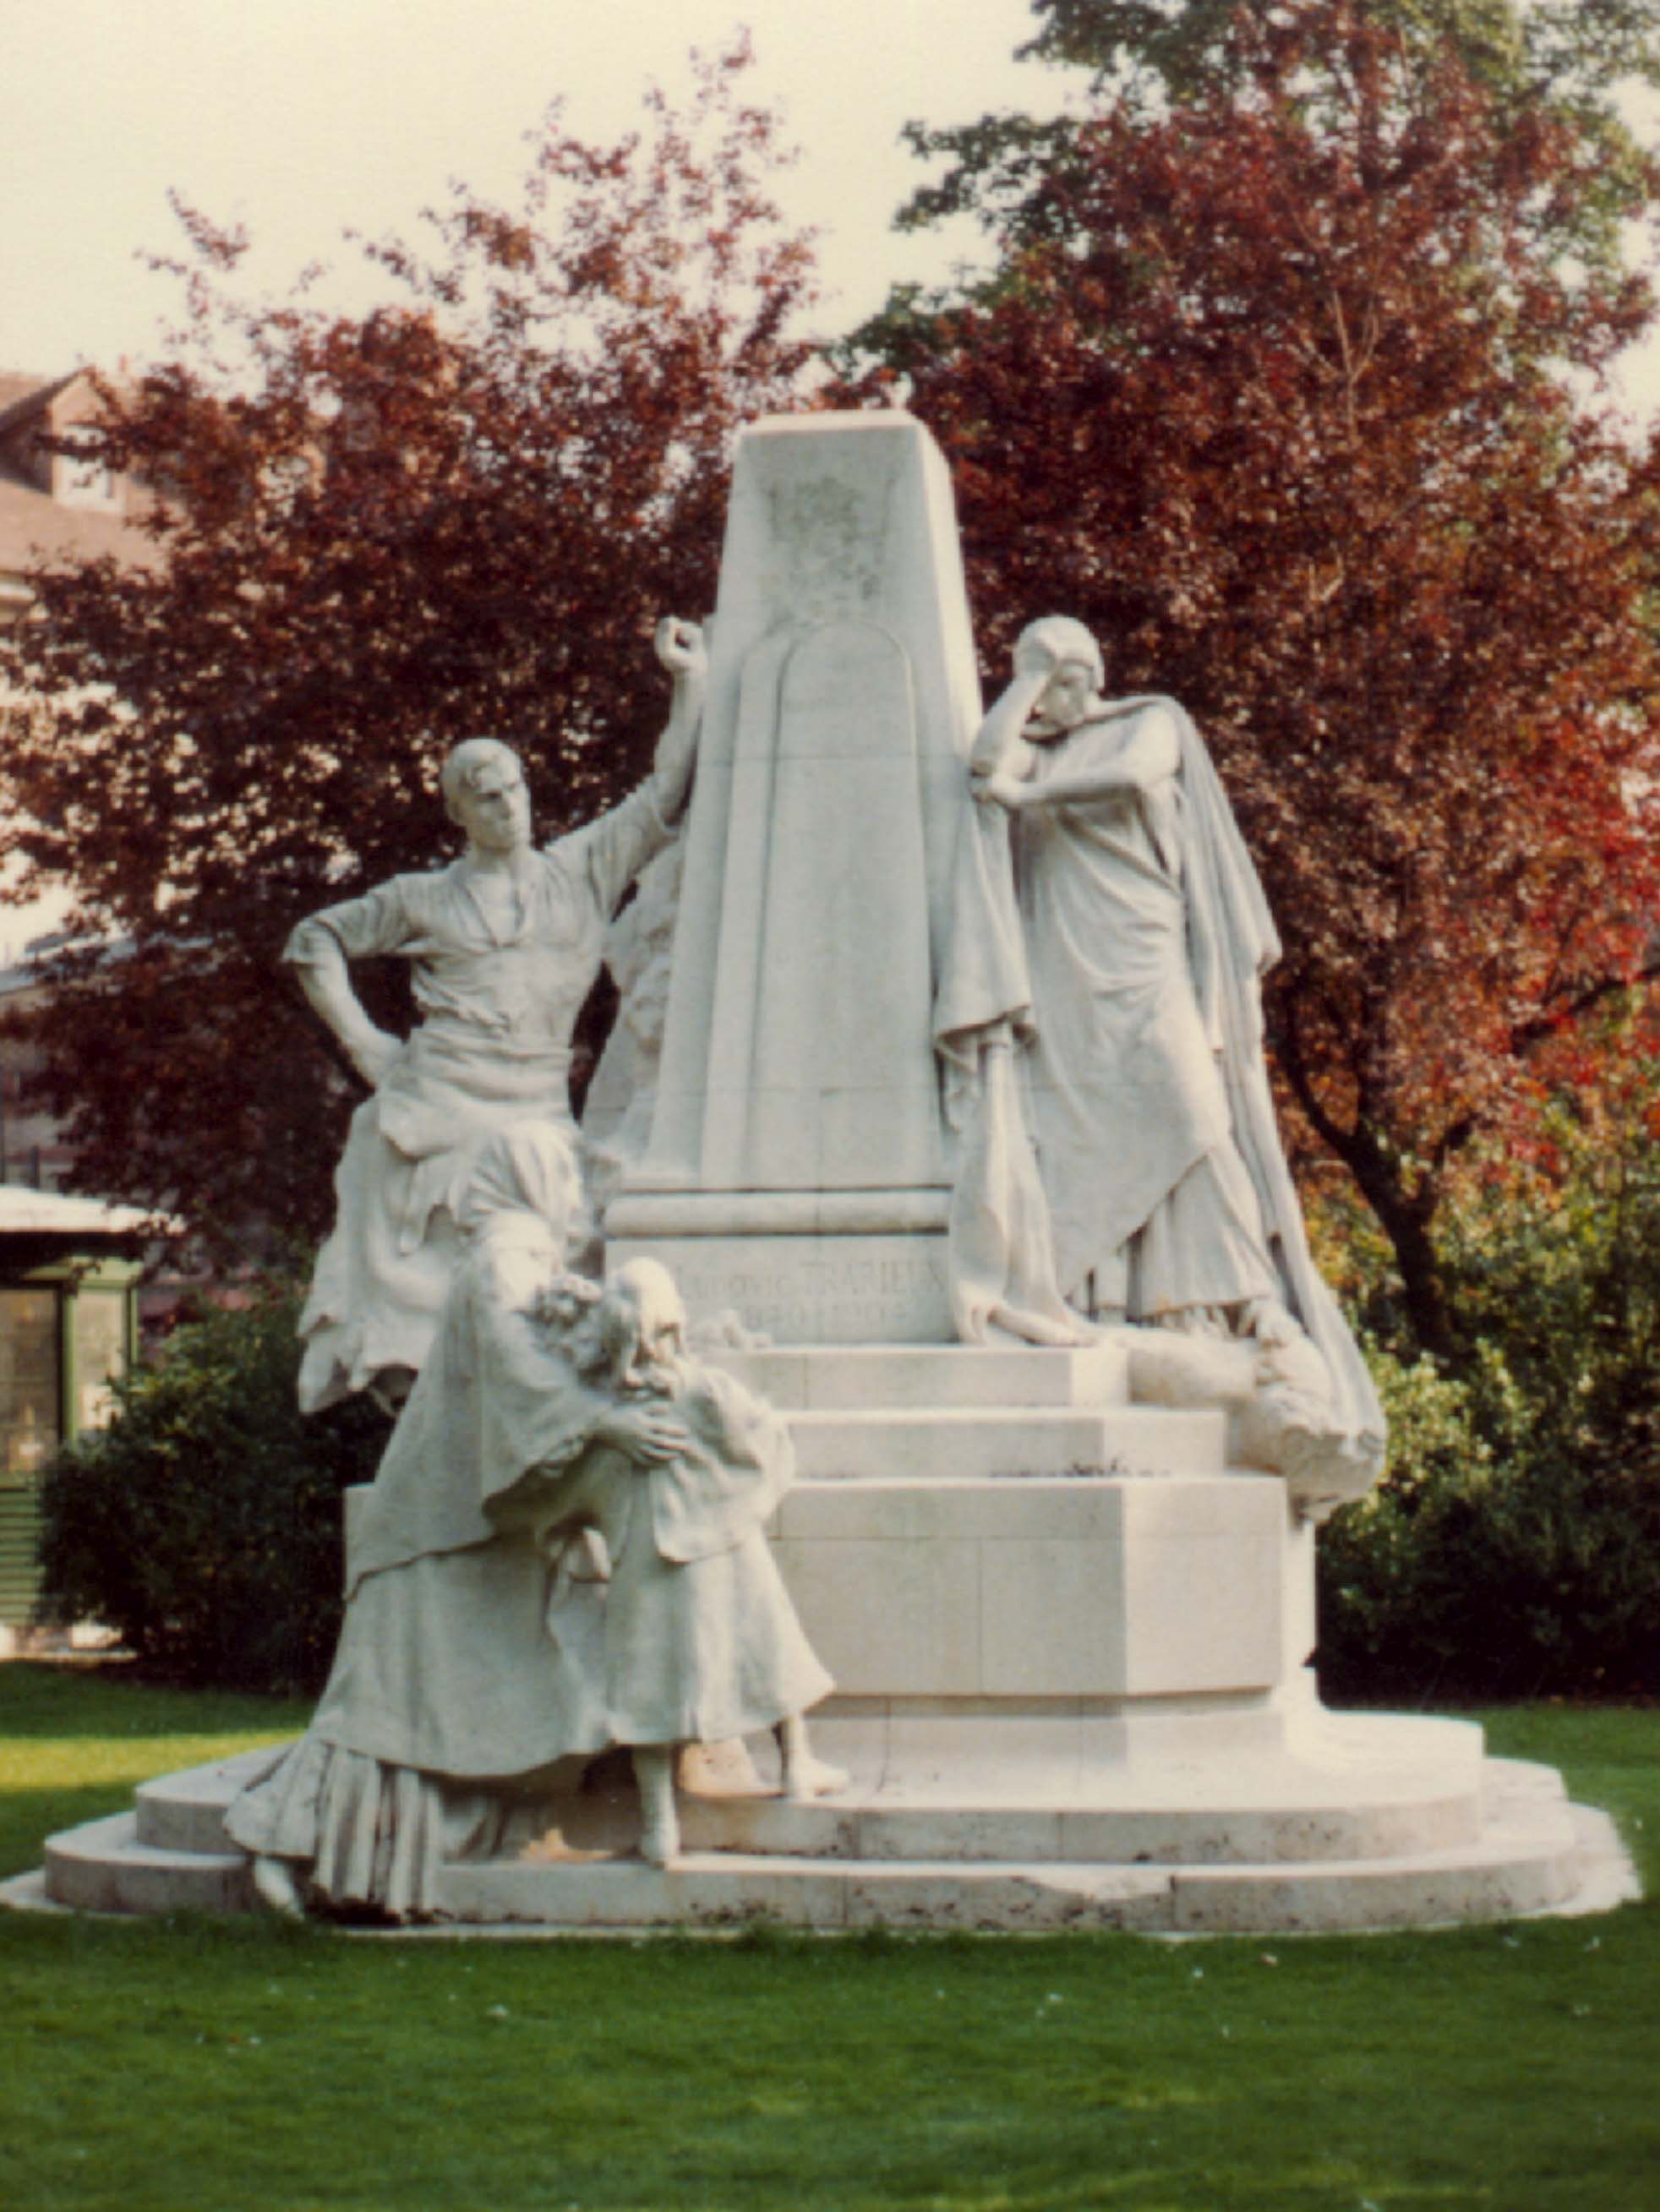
614;1235;952;1345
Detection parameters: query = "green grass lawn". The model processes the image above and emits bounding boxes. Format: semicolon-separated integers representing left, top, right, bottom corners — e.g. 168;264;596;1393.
2;1664;1657;2212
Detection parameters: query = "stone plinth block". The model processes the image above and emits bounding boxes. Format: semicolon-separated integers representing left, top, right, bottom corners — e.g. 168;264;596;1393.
605;1229;953;1344
770;1473;1285;1703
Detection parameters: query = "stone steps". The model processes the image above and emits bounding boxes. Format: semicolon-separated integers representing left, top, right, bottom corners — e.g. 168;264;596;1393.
785;1405;1223;1483
439;1851;1179;1931
13;1342;1638;1936
130;1740;1500;1868
43;1809;254;1916
351;1776;1608;1934
136;1749;284;1856
1162;1797;1586;1934
673;1776;1490;1865
16;1741;1635;1935
714;1341;1129;1412
711;1338;1225;1487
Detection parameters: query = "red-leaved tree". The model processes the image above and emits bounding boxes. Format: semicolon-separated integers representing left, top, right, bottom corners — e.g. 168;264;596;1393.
0;42;816;1251
846;1;1660;1356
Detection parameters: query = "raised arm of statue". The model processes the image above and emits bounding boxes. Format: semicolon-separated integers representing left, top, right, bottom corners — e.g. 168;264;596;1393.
988;702;1182;813
970;614;1139;795
968;662;1050;780
648;616;708;822
972;614;1106;782
971;616;1177;815
570;625;705;919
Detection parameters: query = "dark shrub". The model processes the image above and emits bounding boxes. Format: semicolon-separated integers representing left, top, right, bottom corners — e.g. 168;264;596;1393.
1318;1084;1660;1702
35;1278;389;1693
1318;1346;1660;1700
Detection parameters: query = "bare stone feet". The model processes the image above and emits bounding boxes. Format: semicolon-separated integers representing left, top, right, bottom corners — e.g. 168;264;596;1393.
776;1713;849;1802
632;1745;681;1867
782;1752;851;1804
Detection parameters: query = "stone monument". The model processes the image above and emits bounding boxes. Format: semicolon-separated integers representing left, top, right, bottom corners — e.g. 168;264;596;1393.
604;412;980;1342
23;412;1630;1931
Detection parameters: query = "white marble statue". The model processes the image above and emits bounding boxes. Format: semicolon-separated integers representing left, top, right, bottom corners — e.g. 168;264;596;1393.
543;1255;845;1863
287;620;707;1414
939;614;1384;1517
228;1122;840;1918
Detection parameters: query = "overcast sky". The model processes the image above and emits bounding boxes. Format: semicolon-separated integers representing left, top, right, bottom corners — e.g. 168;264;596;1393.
0;0;1068;374
7;0;1660;403
0;0;1072;961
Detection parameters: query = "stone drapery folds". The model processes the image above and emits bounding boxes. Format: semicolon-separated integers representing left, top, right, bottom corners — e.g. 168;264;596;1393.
934;652;1384;1521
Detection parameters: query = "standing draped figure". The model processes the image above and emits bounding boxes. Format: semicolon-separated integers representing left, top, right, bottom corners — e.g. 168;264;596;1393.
936;616;1383;1517
288;620;706;1414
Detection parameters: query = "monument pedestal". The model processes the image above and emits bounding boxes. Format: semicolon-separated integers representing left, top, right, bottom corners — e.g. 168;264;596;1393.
24;1341;1635;1932
604;414;980;1343
11;420;1632;1932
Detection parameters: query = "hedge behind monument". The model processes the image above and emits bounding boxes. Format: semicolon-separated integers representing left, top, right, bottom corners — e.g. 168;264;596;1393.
1317;1107;1660;1704
36;1280;389;1693
1317;1351;1660;1701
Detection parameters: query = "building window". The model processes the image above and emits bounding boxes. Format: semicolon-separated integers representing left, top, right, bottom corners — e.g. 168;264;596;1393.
0;1262;139;1627
0;1287;59;1481
54;434;122;513
73;1290;128;1431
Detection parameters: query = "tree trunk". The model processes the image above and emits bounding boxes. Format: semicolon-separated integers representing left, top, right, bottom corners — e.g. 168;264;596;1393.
1333;1137;1461;1368
1270;1003;1464;1367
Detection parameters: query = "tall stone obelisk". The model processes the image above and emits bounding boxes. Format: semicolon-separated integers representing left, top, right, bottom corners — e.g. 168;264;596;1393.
605;412;981;1341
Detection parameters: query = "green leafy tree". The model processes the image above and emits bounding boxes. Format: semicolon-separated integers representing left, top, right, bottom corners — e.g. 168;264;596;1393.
901;1;1660;271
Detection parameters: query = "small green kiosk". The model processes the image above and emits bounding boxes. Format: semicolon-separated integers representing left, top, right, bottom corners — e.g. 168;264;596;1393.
0;1188;150;1633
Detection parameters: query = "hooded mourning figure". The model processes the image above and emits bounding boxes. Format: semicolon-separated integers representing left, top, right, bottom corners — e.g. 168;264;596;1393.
936;615;1383;1518
227;1121;837;1920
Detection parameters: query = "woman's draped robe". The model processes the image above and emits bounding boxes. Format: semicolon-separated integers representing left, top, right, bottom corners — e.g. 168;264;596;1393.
933;696;1383;1505
227;1224;827;1915
291;782;675;1412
